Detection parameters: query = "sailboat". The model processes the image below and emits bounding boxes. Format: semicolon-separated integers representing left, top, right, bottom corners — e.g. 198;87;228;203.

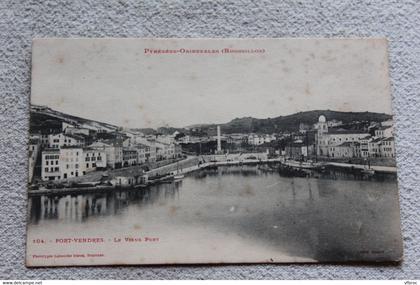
174;174;184;180
362;157;375;176
173;161;184;180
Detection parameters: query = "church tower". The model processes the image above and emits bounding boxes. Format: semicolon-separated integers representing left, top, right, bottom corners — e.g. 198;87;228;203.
316;115;328;156
317;115;328;134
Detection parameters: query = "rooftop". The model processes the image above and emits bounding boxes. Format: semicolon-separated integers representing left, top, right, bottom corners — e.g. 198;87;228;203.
382;137;395;142
336;142;361;147
61;145;84;149
42;148;59;153
327;128;369;135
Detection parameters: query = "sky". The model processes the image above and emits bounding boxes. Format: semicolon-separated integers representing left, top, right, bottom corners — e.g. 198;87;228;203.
31;38;393;128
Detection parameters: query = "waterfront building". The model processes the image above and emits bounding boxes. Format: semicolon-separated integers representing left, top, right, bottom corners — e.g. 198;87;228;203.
285;143;308;160
111;176;136;187
59;147;84;179
380;137;395;158
123;148;138;167
89;140;123;169
359;135;371;158
175;144;183;157
315;115;370;157
129;136;158;161
135;144;148;164
329;142;361;158
368;138;383;157
41;147;106;181
155;141;176;160
41;149;61;181
84;148;107;171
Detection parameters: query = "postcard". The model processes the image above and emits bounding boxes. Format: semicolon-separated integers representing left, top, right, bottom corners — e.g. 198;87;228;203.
26;38;402;266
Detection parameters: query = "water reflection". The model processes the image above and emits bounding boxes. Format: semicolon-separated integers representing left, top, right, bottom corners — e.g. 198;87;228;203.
27;165;401;262
29;182;180;225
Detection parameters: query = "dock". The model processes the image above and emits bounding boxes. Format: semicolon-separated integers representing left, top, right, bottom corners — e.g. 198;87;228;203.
28;156;397;196
325;162;397;174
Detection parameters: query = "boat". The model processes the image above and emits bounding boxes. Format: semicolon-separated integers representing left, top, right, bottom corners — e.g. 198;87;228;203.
173;161;185;180
174;174;184;180
362;168;375;176
362;158;375;176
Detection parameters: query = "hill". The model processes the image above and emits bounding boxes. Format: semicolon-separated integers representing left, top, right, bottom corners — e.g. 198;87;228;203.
30;105;392;136
30;104;120;133
194;110;392;134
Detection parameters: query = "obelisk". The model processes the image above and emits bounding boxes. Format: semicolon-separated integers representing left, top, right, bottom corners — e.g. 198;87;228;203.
217;125;222;153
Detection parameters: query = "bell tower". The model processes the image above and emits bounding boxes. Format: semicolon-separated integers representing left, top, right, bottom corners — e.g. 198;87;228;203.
317;115;328;135
316;115;328;156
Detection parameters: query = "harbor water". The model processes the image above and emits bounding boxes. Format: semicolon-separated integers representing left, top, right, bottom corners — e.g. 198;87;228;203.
27;165;402;265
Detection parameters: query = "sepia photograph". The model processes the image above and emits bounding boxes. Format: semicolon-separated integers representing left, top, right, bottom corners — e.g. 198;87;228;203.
26;38;403;266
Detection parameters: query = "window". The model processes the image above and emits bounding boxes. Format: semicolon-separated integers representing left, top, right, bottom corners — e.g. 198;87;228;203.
46;161;49;166
56;160;58;165
54;167;59;172
45;168;48;172
86;163;89;168
75;164;79;169
92;163;96;168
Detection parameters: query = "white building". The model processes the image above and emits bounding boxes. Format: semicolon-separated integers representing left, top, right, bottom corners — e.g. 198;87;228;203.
315;115;370;157
133;143;156;163
155;141;176;160
315;115;396;159
247;134;276;146
59;147;84;179
89;140;123;169
41;149;61;181
329;142;361;158
47;133;85;149
375;126;394;138
41;147;106;181
380;137;395;158
123;148;138;167
84;148;107;171
359;135;371;158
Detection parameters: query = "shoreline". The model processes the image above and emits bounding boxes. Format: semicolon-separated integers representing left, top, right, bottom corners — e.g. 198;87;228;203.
28;158;397;197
